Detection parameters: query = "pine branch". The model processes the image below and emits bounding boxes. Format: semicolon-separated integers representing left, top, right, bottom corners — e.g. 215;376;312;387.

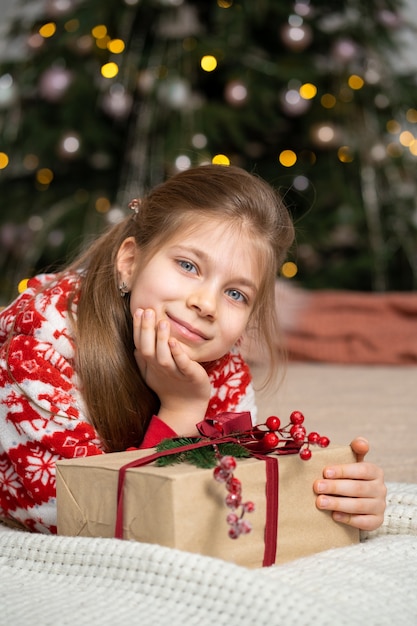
155;438;251;469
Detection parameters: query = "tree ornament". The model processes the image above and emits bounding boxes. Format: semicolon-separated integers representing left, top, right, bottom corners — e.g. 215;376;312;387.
101;84;133;119
58;132;81;158
157;76;191;109
0;73;18;109
45;0;77;18
280;22;313;52
38;66;73;102
280;88;311;116
332;38;360;64
224;80;248;107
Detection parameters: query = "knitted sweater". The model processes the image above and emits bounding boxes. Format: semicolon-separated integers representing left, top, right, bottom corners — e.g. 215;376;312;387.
0;274;256;533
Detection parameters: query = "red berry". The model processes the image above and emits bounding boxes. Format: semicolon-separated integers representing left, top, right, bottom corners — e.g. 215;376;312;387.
228;526;241;539
213;466;229;482
243;501;255;513
225;492;242;509
290;424;306;442
266;415;281;431
299;447;312;460
290;410;304;425
219;455;237;472
226;476;242;494
308;431;320;444
319;436;330;448
226;513;239;525
262;431;279;449
237;519;252;535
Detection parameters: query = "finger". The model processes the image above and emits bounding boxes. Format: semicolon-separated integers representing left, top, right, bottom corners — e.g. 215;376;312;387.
133;308;144;350
331;511;383;531
168;338;194;375
316;494;376;516
350;436;369;462
314;475;378;499
319;460;382;482
139;308;157;356
155;320;175;366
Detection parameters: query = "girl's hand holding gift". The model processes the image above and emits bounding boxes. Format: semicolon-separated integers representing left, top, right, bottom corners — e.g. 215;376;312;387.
314;437;386;531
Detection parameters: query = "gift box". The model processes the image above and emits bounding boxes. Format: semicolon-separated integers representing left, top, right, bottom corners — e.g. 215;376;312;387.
56;444;359;568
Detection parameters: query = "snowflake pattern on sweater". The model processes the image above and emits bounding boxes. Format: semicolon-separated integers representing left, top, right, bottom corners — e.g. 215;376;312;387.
0;274;256;533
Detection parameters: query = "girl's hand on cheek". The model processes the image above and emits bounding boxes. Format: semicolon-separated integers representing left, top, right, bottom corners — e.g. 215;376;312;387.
313;437;387;531
133;308;211;434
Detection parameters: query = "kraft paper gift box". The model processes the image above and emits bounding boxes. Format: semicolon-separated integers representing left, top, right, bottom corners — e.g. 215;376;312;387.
56;444;359;568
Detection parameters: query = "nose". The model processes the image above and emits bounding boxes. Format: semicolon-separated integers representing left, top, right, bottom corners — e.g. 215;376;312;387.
187;287;217;319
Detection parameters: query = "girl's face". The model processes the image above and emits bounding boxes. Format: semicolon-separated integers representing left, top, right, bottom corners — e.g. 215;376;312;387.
118;219;263;363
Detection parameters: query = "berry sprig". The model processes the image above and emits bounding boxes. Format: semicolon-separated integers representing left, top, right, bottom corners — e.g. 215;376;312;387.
254;411;330;460
213;453;255;539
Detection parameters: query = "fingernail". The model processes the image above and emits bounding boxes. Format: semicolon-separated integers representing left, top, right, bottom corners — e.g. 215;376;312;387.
135;308;143;318
317;481;326;492
324;468;335;478
319;496;329;507
159;320;168;331
144;309;153;319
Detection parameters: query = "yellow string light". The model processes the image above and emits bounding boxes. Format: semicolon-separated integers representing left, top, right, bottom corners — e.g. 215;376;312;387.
406;108;417;123
281;262;298;278
39;22;56;38
409;141;417;156
321;93;336;109
0;152;9;169
64;19;79;33
278;150;297;167
348;74;364;90
36;168;54;184
386;119;401;134
95;197;111;213
201;55;217;72
107;39;125;53
299;83;317;99
91;25;107;39
399;130;415;147
337;146;354;163
18;278;30;293
212;154;230;165
101;62;119;78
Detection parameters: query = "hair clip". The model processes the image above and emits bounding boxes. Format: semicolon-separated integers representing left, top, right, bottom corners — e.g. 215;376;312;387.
128;198;142;214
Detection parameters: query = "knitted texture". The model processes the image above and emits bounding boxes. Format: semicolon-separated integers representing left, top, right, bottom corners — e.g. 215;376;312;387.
1;482;417;625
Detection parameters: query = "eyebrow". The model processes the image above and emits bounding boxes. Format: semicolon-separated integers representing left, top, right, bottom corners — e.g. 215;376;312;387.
172;245;259;293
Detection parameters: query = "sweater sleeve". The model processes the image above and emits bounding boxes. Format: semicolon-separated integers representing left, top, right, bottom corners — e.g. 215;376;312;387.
138;416;178;449
206;351;258;424
0;278;105;534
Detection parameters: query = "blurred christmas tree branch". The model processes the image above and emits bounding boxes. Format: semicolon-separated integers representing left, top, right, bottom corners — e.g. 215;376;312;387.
1;0;417;304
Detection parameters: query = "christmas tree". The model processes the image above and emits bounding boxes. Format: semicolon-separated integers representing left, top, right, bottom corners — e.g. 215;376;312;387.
1;0;416;304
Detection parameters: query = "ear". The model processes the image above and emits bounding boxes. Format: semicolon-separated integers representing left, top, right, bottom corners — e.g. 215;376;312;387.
116;237;139;288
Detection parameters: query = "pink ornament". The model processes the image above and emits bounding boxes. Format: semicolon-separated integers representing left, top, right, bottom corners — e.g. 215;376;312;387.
224;80;248;106
332;38;360;63
101;85;133;119
280;23;313;51
39;67;73;102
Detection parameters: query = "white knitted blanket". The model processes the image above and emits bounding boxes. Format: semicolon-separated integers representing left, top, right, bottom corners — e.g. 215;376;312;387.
2;482;417;626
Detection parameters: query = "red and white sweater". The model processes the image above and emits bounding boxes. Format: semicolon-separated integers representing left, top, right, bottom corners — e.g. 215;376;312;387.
0;274;256;533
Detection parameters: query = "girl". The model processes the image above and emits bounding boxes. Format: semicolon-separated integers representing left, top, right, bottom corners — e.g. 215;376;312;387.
0;164;385;534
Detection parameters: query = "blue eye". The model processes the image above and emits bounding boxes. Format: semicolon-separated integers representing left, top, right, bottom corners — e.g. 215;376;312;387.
178;260;197;273
226;289;246;303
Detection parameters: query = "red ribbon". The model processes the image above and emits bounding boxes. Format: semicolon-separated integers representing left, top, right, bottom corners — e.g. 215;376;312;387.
115;436;282;567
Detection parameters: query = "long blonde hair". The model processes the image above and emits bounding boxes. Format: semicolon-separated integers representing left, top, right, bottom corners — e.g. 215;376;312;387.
66;164;294;451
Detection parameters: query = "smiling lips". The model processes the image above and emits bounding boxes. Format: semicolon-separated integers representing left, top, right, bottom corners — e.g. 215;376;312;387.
167;313;209;342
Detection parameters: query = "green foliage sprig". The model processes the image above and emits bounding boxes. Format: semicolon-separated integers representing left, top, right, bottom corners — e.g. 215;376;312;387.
155;437;251;469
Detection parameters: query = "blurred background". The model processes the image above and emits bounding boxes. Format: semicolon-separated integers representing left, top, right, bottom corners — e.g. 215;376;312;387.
0;0;417;305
